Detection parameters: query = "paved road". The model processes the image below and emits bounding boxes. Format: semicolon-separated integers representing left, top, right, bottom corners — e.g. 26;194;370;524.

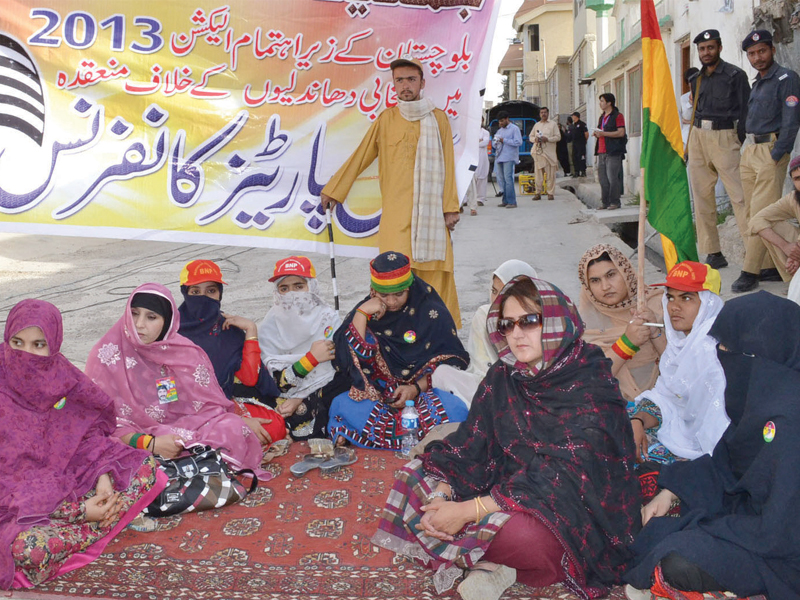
0;184;784;367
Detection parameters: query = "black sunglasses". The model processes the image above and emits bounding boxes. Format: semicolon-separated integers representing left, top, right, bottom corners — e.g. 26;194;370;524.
497;313;542;336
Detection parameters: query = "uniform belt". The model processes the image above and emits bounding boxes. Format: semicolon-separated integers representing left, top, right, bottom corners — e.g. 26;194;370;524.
746;132;779;144
694;118;735;131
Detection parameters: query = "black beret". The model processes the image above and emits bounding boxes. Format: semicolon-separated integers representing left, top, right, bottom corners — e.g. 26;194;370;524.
693;29;721;44
742;30;773;51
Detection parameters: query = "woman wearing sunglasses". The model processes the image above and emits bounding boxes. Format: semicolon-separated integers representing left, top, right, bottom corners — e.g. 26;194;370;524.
373;276;640;600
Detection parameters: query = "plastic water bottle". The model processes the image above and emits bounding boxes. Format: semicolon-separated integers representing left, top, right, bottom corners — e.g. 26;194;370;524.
400;400;420;458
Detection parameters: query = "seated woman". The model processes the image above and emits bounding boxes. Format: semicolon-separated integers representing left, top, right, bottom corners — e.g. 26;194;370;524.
625;292;800;600
432;259;538;407
372;277;640;600
258;256;348;440
1;300;164;590
329;252;470;449
629;262;728;468
176;260;286;442
578;244;666;403
86;283;273;477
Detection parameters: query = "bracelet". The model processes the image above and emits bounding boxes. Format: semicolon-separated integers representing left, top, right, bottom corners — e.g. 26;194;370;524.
149;435;156;452
356;308;372;320
631;417;645;427
474;497;481;524
245;336;258;341
476;496;489;516
428;490;450;502
412;381;422;395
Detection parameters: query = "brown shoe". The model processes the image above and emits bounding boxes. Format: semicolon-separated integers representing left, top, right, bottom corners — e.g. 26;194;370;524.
532;194;541;201
547;194;555;201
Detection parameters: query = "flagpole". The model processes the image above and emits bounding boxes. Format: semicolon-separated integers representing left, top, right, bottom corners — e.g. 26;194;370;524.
637;167;647;312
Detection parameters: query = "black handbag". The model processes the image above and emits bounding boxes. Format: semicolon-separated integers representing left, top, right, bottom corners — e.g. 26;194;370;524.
144;445;257;517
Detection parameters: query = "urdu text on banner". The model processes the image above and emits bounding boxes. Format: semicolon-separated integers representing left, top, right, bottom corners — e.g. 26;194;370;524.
0;0;498;257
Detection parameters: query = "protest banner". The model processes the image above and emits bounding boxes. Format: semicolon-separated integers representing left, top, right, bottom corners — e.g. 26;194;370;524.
0;0;498;256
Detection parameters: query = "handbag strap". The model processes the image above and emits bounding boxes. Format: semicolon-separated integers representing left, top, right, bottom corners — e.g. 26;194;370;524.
686;74;702;151
233;468;259;493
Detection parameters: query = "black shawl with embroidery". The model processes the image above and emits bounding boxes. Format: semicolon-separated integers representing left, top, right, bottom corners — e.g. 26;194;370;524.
423;278;640;598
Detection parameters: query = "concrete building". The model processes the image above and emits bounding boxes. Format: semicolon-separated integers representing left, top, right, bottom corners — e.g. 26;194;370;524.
581;0;757;196
497;42;524;101
512;0;574;111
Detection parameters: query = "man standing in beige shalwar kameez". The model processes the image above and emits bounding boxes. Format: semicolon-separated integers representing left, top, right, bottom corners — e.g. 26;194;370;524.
320;56;462;326
529;107;561;200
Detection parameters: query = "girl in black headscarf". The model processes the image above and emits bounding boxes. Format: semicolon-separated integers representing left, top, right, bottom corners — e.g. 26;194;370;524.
625;291;800;599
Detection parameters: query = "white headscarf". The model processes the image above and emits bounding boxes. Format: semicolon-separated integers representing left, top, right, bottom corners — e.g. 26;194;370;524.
466;259;539;376
635;290;729;459
257;277;341;398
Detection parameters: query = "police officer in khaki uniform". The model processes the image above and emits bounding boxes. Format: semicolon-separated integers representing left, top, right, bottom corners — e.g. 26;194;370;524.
731;30;800;292
686;29;751;270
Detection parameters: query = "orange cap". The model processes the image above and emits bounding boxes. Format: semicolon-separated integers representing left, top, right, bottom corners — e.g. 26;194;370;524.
652;261;721;294
269;256;316;282
180;260;226;287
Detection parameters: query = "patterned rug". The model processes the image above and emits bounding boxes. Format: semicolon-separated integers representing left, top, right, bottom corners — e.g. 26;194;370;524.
11;444;630;600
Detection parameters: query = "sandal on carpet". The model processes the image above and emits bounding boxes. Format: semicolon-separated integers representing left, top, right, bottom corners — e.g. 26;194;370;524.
262;438;291;464
289;454;329;477
127;513;158;533
456;564;516;600
320;447;358;471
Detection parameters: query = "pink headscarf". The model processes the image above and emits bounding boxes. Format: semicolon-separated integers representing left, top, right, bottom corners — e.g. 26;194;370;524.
85;283;269;477
0;299;149;589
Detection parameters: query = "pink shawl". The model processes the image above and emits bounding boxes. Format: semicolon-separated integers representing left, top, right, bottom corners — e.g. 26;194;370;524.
85;283;269;477
0;299;150;589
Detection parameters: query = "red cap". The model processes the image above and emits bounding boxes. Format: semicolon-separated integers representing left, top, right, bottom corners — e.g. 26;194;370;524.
180;260;226;287
652;261;721;294
269;256;316;282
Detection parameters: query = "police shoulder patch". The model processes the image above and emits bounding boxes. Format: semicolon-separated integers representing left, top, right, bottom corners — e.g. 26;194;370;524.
786;95;799;107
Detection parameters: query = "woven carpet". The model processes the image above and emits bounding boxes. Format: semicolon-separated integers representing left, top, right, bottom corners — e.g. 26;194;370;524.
11;443;630;600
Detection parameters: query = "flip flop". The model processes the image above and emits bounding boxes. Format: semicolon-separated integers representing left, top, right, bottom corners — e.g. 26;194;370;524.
289;453;329;477
319;447;358;472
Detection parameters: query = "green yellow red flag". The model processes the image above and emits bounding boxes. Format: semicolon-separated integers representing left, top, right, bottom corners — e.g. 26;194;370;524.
641;0;698;268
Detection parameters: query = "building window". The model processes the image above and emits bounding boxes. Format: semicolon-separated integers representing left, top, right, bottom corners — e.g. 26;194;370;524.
529;24;540;52
614;76;625;122
628;65;642;136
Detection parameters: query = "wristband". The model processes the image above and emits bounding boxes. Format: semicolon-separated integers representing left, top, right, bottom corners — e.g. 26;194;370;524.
129;433;142;448
612;334;639;360
356;308;372;320
294;351;319;377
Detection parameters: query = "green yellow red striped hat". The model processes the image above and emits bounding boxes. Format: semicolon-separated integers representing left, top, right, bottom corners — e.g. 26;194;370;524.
370;251;414;294
652;261;721;295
